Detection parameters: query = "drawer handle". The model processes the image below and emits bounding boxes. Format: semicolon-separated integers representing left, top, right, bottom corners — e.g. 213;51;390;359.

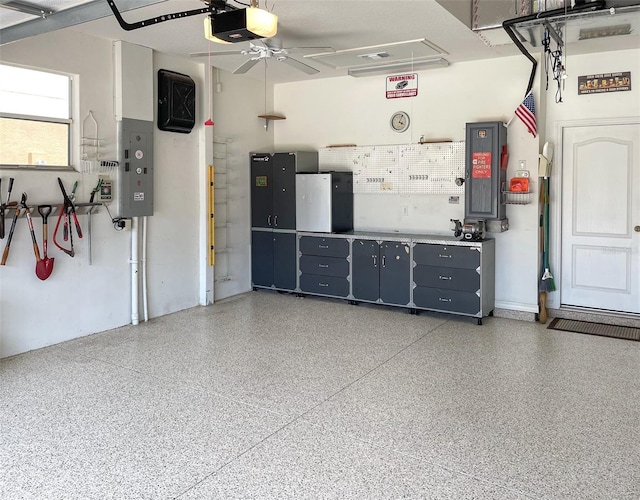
318;245;329;249
438;297;452;302
319;283;329;287
319;264;329;268
438;254;452;259
438;275;452;280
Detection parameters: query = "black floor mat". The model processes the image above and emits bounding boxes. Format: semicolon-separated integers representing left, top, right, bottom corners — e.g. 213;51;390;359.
548;318;640;341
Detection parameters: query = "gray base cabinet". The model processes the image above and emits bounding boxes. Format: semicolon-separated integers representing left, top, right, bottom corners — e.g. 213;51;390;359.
352;239;411;306
254;231;495;324
412;239;495;324
298;236;350;298
251;230;297;291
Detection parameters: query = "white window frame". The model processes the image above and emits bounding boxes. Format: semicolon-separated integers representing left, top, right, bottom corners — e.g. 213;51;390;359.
0;63;76;171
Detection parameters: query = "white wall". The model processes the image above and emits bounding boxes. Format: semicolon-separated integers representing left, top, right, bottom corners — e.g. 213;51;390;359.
210;68;275;301
0;31;205;357
273;56;541;313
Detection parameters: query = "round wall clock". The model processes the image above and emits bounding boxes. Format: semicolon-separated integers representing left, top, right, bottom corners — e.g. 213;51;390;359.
390;111;410;133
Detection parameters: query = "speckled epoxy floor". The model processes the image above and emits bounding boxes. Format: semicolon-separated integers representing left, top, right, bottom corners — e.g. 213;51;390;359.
1;291;639;499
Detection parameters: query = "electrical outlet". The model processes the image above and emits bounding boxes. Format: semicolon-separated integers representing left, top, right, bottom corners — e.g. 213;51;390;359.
402;205;409;216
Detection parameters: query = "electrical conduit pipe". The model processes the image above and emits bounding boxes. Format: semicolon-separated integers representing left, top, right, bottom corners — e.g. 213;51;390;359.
131;216;139;325
142;216;149;322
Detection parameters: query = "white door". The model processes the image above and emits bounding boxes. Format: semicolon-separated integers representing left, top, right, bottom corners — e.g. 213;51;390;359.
561;123;640;314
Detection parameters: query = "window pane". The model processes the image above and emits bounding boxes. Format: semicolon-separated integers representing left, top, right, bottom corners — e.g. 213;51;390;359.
0;117;69;166
0;65;70;119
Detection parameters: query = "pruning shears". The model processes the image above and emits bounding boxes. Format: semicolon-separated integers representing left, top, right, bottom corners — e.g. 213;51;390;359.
0;177;16;239
53;178;83;257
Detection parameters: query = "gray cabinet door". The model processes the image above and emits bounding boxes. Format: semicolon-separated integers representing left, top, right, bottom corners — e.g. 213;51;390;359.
251;230;274;287
251;155;273;229
352;239;380;301
299;255;349;277
273;232;297;290
300;274;349;297
299;236;349;258
272;153;296;230
380;241;411;305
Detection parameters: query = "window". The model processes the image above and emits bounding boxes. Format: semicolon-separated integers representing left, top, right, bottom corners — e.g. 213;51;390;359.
0;64;72;169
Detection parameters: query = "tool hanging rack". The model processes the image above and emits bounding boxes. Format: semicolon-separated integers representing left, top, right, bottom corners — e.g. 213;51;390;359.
502;0;606;96
1;202;101;219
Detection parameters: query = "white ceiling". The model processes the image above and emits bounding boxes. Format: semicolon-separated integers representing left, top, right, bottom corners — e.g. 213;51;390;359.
1;0;639;83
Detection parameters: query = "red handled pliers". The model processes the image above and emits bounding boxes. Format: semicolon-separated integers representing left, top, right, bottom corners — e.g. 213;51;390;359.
53;177;83;257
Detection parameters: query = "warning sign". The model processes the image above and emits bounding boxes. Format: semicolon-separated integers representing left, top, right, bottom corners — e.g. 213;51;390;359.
386;74;418;99
472;152;492;178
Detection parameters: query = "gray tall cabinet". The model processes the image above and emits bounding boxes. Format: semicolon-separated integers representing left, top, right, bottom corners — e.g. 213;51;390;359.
250;151;318;291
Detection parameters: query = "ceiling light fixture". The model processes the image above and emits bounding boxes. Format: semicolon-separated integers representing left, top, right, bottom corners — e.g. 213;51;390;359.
348;58;449;78
205;6;277;44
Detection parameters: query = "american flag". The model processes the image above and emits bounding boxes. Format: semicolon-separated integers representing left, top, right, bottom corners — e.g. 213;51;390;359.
515;91;537;137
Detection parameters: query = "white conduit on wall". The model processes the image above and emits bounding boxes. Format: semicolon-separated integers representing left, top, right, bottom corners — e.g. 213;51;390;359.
130;216;150;325
131;217;139;326
142;216;149;322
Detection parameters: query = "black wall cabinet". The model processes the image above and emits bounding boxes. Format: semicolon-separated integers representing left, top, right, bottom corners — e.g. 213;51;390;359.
250;151;317;291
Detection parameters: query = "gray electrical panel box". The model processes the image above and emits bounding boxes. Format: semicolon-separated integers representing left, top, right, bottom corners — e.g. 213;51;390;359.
118;118;154;217
465;121;507;221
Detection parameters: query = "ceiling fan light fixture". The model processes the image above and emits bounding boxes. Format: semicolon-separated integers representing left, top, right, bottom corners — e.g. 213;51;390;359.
348;58;449;77
246;7;278;38
206;7;277;44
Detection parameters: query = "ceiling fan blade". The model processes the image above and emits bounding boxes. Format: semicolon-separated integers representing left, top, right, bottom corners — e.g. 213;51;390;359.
233;58;261;74
280;57;319;75
190;50;245;57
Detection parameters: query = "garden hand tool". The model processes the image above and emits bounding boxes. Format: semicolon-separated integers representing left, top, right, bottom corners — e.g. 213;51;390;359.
54;178;83;257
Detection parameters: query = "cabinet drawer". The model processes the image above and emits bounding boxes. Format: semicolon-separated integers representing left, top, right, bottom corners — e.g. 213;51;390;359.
413;244;480;269
300;274;350;297
299;255;349;277
413;287;481;315
413;265;480;292
299;236;349;258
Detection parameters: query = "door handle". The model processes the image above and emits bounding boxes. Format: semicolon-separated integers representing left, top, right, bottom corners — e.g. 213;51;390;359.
319;264;329;268
439;275;452;281
381;255;386;268
273;215;278;227
267;215;272;226
372;255;377;267
635;225;640;232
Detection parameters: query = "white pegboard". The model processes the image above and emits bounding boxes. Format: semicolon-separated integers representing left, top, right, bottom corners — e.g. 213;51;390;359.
319;142;465;195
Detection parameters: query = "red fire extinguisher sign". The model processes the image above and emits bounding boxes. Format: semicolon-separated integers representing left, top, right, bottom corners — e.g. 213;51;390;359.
472;152;492;178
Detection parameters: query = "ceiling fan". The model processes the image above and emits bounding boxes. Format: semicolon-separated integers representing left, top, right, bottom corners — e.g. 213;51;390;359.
190;37;332;75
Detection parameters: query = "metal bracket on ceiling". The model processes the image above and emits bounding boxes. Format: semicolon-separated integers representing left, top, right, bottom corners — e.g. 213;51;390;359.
0;0;53;19
542;20;563;47
502;0;605;96
105;0;236;32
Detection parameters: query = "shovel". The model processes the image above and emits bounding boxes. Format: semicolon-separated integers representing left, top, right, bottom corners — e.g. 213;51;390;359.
38;205;55;279
20;193;52;281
